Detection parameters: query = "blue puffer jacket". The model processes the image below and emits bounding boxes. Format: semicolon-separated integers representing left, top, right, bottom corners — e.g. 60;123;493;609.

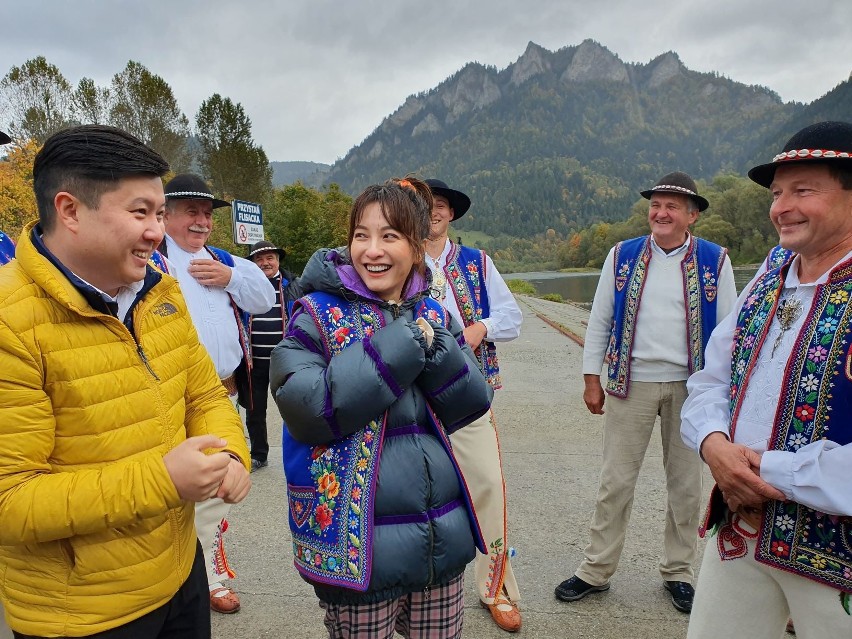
270;248;493;603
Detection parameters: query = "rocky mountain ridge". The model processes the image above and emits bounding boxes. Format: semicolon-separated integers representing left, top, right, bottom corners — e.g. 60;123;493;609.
319;39;848;238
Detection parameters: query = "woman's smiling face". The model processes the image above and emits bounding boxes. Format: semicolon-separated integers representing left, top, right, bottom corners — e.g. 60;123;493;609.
350;202;417;302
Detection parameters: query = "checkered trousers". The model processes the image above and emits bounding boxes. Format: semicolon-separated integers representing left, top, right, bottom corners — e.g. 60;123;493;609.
319;574;465;639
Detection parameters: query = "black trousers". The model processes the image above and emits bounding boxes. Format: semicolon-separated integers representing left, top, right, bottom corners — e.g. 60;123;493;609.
14;542;210;639
245;359;271;462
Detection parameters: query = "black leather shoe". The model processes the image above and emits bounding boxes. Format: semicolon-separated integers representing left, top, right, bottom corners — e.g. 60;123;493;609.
554;576;610;602
664;581;694;613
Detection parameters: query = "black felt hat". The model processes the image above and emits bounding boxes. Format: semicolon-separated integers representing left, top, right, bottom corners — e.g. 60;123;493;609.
164;173;230;209
425;179;472;220
0;131;10;145
640;171;709;212
748;121;852;188
248;240;285;261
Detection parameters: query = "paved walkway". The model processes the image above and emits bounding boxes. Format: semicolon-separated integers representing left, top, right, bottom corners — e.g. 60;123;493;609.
212;296;712;638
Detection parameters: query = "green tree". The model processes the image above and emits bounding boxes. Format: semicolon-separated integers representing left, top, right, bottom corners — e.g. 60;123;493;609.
265;182;351;273
693;213;737;248
0;57;73;143
72;77;110;125
109;61;191;171
195;94;272;205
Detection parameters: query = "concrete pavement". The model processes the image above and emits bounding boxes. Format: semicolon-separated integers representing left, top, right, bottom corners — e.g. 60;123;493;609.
212;295;713;638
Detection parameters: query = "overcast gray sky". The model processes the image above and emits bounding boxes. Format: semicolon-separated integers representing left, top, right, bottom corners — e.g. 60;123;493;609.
3;1;850;163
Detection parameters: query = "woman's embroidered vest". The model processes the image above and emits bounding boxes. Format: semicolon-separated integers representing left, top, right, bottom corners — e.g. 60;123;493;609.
720;256;852;592
444;242;501;389
604;235;727;397
281;291;484;591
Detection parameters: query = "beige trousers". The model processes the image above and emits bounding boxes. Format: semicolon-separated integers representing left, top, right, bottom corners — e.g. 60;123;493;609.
449;408;520;604
575;380;702;586
688;517;852;639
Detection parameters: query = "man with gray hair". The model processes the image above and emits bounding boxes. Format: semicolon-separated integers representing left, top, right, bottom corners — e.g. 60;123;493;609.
159;173;274;614
556;171;736;613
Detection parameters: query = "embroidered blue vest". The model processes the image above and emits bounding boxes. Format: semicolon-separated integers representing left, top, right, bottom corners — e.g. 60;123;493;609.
282;291;485;591
0;231;15;265
605;235;727;397
444;242;501;389
724;255;852;592
766;245;795;270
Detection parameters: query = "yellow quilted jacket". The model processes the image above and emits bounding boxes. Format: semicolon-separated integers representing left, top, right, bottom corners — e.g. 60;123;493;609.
0;224;250;637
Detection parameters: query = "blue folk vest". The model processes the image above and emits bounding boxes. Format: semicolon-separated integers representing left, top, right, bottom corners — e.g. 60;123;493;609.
605;235;727;397
723;254;852;592
0;231;15;265
443;242;501;389
282;291;484;591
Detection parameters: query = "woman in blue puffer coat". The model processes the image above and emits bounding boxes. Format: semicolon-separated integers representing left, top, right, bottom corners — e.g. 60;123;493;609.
270;176;493;639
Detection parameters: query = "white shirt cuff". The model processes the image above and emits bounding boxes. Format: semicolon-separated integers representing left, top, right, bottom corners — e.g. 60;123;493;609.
759;450;795;500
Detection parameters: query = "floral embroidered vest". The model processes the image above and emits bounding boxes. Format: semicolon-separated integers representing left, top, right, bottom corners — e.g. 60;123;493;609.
605;235;727;397
719;255;852;592
281;291;485;591
443;242;501;389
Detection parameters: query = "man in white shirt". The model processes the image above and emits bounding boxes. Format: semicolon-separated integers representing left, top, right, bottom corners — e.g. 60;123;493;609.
555;172;736;613
161;174;275;614
424;178;524;633
681;121;852;637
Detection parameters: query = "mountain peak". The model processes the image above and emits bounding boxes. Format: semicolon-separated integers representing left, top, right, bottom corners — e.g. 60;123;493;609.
646;51;684;87
562;40;628;84
510;41;552;86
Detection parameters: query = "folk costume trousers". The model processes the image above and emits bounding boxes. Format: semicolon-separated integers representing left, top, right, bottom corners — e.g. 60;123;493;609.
319;574;465;639
575;380;702;586
449;408;521;605
195;390;238;585
688;515;852;639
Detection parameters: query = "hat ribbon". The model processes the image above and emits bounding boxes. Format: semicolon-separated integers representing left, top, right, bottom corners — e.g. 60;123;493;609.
772;148;852;163
166;190;216;199
652;184;698;197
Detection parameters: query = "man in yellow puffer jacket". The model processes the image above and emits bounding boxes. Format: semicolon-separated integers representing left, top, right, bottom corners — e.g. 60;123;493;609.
0;125;251;638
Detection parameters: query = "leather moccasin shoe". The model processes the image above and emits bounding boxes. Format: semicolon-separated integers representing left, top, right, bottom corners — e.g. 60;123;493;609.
554;576;610;602
664;581;694;613
481;596;522;633
210;586;241;614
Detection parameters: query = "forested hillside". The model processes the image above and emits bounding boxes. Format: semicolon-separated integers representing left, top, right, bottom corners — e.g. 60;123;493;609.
325;40;849;242
270;160;331;188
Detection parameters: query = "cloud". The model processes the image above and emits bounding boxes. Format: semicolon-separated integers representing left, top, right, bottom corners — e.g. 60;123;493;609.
1;0;849;162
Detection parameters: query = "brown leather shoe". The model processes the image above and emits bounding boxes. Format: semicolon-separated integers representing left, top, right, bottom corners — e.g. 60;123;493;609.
210;586;241;614
481;596;522;633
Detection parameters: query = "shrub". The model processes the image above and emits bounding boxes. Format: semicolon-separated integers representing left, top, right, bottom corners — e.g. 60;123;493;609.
541;293;564;303
506;279;537;295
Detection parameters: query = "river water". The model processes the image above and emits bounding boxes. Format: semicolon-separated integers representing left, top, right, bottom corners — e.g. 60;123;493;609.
508;265;760;305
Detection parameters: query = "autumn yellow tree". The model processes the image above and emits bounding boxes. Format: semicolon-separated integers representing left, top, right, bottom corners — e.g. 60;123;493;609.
0;140;39;239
